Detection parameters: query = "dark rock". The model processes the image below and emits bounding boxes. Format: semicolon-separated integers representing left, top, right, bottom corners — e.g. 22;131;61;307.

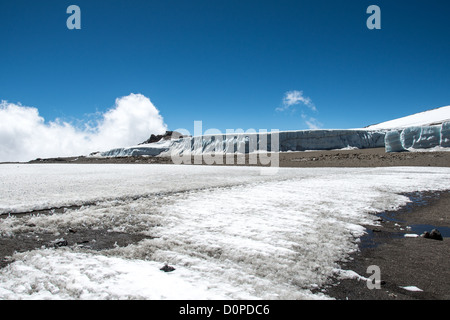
429;229;443;241
421;231;430;238
52;239;68;248
421;229;443;241
160;263;176;272
139;131;184;145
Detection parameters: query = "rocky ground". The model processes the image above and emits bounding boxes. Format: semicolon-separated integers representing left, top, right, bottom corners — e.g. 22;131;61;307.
26;147;450;168
323;190;450;300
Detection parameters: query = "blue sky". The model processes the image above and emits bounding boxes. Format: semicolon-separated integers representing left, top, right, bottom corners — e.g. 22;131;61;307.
1;0;450;135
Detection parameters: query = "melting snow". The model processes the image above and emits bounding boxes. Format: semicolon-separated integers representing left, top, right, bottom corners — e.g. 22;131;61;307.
0;164;449;299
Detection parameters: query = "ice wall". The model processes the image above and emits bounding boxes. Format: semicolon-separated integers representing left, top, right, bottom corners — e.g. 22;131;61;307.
99;140;171;157
385;122;450;152
100;129;386;157
441;122;450;148
100;146;167;157
276;130;385;152
385;131;404;153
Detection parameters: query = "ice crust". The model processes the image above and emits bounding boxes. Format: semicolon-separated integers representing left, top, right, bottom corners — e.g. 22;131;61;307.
100;130;386;157
385;122;450;152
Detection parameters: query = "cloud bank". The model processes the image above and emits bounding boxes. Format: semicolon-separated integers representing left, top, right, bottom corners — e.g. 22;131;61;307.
0;93;167;162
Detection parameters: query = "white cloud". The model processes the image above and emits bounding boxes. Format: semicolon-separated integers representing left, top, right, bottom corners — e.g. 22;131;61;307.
301;114;323;130
0;93;167;162
277;90;316;112
277;91;322;129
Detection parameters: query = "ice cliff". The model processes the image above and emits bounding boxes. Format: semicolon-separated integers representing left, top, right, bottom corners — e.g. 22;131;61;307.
385;122;450;152
96;104;450;157
99;129;386;157
99;139;172;157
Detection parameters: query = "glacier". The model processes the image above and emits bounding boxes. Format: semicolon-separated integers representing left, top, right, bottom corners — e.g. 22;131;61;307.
366;105;450;130
99;129;387;158
441;122;450;148
384;122;450;152
99;139;172;157
97;123;450;157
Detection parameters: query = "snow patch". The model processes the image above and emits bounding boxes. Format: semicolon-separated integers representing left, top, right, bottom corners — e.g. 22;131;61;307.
401;286;423;292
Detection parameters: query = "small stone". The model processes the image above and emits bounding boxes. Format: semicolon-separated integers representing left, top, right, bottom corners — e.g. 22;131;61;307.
160;263;176;272
429;229;443;241
421;229;443;241
421;231;430;238
52;238;68;248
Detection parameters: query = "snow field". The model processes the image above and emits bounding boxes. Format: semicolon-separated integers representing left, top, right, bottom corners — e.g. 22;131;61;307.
0;164;288;215
1;164;450;299
366;105;450;130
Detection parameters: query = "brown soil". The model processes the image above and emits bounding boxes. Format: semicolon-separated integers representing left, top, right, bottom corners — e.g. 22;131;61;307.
323;190;450;300
25;147;450;168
